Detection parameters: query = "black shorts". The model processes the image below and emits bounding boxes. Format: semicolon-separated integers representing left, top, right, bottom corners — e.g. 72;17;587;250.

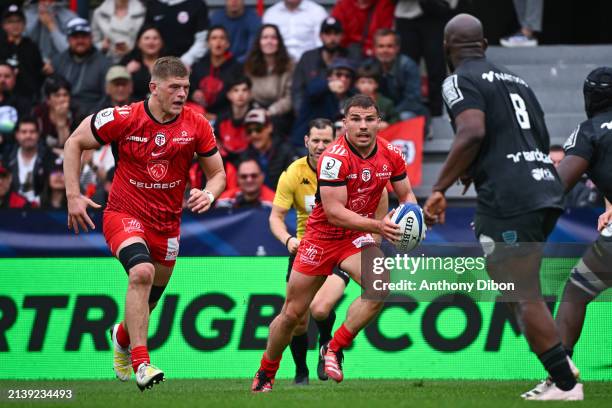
474;208;561;260
286;254;350;286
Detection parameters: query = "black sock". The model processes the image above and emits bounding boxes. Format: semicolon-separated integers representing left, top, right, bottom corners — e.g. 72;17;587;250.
564;347;574;359
289;333;308;376
538;343;577;391
315;309;336;349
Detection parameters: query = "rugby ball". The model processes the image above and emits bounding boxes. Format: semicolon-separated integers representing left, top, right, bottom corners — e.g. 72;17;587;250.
390;203;426;252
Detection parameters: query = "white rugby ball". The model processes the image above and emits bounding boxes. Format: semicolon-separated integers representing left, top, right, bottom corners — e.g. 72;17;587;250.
390;203;426;252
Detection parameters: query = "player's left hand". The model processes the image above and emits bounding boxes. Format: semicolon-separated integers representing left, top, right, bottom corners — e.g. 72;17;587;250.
424;191;447;225
188;188;213;213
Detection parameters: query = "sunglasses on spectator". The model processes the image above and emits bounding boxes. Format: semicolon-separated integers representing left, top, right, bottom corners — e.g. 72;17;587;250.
239;173;260;180
246;125;265;134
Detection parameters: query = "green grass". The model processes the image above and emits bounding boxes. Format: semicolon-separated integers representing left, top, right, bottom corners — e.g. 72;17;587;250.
0;379;609;407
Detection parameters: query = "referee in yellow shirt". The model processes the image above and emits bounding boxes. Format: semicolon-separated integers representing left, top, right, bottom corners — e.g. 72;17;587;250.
269;118;388;384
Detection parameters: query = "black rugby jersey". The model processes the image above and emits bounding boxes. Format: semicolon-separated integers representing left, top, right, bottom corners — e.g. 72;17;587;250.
563;109;612;202
442;57;563;217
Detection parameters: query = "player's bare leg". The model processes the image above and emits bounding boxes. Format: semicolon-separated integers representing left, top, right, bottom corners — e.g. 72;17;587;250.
486;246;580;399
310;274;346;380
252;271;325;392
322;248;387;383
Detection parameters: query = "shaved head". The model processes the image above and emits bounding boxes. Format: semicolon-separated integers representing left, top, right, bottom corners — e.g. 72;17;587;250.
443;14;487;72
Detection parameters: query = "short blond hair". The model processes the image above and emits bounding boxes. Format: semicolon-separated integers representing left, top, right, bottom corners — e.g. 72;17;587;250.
151;56;188;81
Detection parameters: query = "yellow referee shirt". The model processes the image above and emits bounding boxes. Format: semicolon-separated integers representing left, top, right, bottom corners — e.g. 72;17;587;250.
273;156;317;240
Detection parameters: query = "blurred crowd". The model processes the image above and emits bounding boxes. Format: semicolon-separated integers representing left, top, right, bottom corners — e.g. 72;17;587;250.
4;1;566;212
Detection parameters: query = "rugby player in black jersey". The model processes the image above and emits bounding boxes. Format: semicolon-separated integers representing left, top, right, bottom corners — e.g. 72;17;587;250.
423;14;582;401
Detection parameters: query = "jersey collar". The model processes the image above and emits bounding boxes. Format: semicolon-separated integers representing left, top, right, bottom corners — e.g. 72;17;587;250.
305;155;317;173
144;98;180;125
344;135;378;159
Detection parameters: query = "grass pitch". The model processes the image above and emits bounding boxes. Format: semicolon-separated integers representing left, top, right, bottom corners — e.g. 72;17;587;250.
0;379;610;407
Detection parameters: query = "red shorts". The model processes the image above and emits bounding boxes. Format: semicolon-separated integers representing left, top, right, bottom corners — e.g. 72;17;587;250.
102;211;180;267
292;233;376;276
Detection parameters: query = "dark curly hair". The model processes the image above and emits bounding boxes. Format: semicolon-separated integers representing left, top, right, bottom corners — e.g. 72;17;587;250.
244;24;292;77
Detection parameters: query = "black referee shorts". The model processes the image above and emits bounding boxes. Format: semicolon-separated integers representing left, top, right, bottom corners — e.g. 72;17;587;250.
286;254;350;286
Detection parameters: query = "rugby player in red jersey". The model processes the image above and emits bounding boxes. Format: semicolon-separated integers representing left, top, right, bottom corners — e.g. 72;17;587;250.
63;57;226;391
252;94;417;392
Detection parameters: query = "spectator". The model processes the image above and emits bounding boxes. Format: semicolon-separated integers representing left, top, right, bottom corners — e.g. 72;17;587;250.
0;159;29;208
216;158;275;208
501;0;543;47
120;24;165;101
39;155;66;209
51;18;111;115
331;0;394;58
355;64;398;128
244;108;297;190
190;25;242;121
262;0;327;62
23;0;77;67
95;65;134;111
144;0;209;67
291;58;355;149
0;61;31;154
395;0;458;117
369;28;426;120
32;74;80;154
1;3;45;103
291;16;350;114
2;117;55;206
215;76;254;162
244;24;294;131
91;0;146;63
210;0;261;64
549;145;603;208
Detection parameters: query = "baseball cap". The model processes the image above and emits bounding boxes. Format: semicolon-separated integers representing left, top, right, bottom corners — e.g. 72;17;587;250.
321;17;342;33
244;108;268;125
328;58;356;74
105;65;131;83
2;4;25;21
66;17;91;36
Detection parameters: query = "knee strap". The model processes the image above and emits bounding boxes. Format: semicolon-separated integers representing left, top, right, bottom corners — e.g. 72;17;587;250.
118;242;152;273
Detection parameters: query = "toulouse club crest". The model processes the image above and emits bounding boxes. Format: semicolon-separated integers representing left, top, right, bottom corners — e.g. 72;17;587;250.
155;132;166;146
147;160;169;181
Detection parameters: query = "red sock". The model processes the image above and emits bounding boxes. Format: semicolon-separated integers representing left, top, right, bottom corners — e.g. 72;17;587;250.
329;324;356;352
116;322;130;348
131;345;150;373
260;353;281;378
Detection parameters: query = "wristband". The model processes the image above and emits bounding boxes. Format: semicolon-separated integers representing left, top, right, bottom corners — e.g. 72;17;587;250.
285;236;294;248
202;189;215;204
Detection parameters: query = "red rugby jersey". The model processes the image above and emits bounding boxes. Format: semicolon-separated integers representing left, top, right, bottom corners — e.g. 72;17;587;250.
306;135;407;240
91;100;217;235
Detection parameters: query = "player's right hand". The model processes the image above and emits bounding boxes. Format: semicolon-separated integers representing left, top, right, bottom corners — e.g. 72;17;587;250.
597;208;612;232
379;210;402;243
287;237;300;255
67;194;101;234
424;191;447;225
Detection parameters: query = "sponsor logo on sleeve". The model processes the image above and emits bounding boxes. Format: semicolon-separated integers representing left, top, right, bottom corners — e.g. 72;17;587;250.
319;156;342;180
94;108;115;130
442;75;464;108
563;126;580;150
